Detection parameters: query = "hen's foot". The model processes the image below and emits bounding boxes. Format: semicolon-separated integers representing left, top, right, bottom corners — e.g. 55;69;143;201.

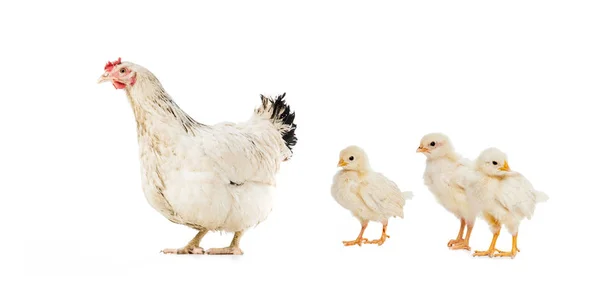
449;240;471;251
342;238;369;247
367;234;390;246
206;247;244;255
161;247;205;255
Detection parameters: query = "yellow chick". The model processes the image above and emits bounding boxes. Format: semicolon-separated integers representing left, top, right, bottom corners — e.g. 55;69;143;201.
465;147;549;258
331;145;414;246
417;133;475;250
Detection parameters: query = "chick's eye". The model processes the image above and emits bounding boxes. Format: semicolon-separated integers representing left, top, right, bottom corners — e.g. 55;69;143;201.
430;141;436;147
119;68;126;74
349;156;354;161
492;161;498;165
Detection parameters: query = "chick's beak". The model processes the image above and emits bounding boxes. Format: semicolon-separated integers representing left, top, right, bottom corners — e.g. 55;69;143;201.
97;72;112;84
337;158;348;167
416;146;429;153
499;161;511;171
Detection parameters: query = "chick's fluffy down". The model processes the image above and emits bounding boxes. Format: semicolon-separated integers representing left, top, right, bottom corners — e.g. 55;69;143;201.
331;171;413;223
463;148;549;235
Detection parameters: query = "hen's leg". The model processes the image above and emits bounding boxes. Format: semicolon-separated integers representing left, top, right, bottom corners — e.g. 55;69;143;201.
367;221;390;246
343;221;370;246
448;218;466;247
161;228;208;254
494;234;520;258
206;231;244;255
450;222;473;251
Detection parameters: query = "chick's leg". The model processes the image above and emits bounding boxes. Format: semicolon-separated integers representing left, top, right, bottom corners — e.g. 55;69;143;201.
367;221;390;246
450;222;473;251
343;221;369;246
473;231;500;257
494;234;520;258
206;231;244;255
448;218;466;247
161;228;208;254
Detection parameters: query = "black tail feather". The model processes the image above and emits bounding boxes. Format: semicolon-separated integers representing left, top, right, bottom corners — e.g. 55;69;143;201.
259;92;297;153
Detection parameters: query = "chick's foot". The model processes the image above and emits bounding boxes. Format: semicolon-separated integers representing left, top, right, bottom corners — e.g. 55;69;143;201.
447;238;463;247
472;249;495;257
449;240;471;251
206;247;244;255
343;238;369;246
448;219;467;247
161;247;205;254
473;231;500;258
366;234;390;246
493;235;520;258
493;248;519;259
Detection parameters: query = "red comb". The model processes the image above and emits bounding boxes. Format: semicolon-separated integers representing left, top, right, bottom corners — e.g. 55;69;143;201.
104;57;122;71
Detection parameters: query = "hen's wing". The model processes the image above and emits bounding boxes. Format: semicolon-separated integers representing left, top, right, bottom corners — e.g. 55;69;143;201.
359;172;409;218
200;119;284;186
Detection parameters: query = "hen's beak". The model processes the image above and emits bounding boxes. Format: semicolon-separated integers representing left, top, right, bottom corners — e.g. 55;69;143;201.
499;161;511;171
337;158;348;167
416;146;429;153
97;72;112;84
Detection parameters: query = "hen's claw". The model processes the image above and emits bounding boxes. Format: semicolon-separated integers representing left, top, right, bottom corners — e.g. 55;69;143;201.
206;247;244;255
343;238;369;246
161;247;205;255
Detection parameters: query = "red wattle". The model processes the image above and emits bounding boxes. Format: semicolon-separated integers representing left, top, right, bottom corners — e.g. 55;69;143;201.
112;81;127;89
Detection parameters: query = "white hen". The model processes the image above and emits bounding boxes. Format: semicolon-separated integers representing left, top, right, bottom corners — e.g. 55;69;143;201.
98;58;297;255
465;147;548;258
331;146;414;246
417;133;475;250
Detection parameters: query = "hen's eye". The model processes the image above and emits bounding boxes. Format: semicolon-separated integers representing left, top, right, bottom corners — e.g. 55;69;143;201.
119;68;126;74
430;141;435;147
492;161;498;165
349;156;354;161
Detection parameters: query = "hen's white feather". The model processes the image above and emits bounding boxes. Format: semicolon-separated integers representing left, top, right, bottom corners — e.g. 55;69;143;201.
113;61;297;233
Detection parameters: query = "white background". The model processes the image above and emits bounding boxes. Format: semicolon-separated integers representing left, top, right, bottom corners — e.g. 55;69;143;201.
3;0;599;292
